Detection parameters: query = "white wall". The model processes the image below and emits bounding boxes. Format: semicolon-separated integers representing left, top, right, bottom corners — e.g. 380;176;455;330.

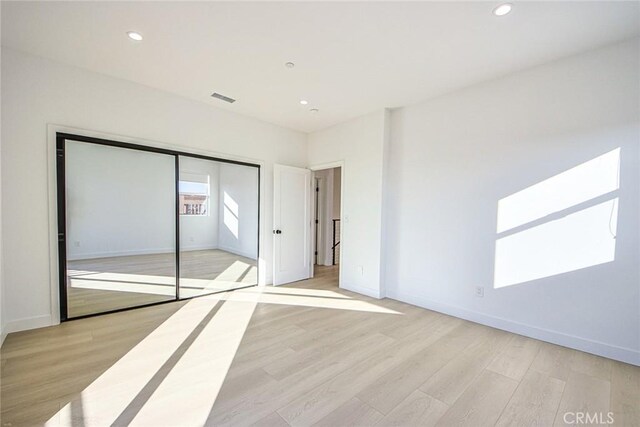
179;156;220;253
385;39;640;364
308;110;389;298
218;163;259;259
66;150;258;260
1;47;306;332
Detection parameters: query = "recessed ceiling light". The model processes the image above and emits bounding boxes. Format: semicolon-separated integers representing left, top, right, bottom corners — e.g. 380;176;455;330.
127;31;143;41
300;100;308;105
310;108;319;113
493;3;512;16
285;62;295;69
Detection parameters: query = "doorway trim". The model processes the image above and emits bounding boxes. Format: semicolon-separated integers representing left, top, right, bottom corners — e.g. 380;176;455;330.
309;161;345;289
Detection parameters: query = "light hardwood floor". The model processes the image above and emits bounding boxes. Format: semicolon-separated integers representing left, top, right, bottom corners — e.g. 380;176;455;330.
67;249;257;317
1;266;638;426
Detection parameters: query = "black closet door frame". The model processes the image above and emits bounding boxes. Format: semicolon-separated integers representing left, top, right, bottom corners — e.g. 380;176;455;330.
56;132;261;321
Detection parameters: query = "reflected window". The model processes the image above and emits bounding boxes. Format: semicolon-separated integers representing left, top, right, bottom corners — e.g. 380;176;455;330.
180;173;209;216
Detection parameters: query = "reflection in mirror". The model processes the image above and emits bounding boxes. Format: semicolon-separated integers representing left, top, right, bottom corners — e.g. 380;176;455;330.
179;157;258;298
65;141;176;318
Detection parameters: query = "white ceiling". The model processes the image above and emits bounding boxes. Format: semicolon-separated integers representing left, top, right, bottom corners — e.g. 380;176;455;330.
2;1;639;133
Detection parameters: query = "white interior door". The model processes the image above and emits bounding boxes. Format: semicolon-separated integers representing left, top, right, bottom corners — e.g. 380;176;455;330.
273;164;311;285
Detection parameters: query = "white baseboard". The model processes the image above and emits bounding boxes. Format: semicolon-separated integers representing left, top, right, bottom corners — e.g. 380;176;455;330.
341;282;382;299
67;245;220;261
4;314;53;335
386;289;639;366
68;247;176;261
181;245;218;252
217;245;257;260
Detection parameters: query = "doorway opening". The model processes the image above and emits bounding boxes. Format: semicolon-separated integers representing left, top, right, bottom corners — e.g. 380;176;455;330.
312;166;342;285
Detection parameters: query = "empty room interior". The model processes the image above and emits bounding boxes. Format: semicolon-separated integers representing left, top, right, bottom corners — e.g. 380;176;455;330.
0;1;639;426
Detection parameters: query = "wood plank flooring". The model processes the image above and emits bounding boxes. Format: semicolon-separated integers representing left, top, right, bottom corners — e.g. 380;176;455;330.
67;249;257;317
1;266;638;426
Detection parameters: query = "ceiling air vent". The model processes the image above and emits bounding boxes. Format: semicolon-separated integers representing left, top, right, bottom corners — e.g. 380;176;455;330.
211;92;236;103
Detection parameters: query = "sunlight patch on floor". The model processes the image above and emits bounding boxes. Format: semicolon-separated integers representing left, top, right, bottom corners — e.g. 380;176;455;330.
218;287;400;314
129;292;260;426
258;286;352;299
46;297;222;426
46;272;396;426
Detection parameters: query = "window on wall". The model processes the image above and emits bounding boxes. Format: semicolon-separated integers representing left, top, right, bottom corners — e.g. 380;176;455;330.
179;172;210;216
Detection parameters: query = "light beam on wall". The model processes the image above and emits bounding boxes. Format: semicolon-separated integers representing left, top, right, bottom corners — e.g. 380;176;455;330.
494;198;618;288
494;148;620;288
497;148;620;233
223;191;239;239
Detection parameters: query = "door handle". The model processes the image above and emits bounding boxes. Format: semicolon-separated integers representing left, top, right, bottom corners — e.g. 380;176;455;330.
273;229;282;234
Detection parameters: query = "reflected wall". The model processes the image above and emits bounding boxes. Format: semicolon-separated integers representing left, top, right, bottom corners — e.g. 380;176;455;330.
178;157;258;298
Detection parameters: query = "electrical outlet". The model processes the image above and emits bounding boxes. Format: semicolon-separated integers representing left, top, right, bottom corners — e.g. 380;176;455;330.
358;265;364;276
189;236;195;242
73;241;80;247
475;286;484;297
